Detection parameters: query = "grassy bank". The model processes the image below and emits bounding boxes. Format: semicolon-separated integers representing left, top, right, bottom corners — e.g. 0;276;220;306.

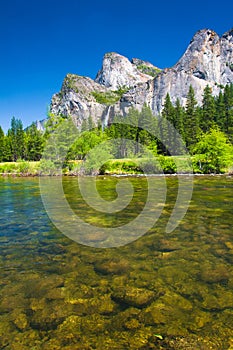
0;161;40;176
1;156;232;176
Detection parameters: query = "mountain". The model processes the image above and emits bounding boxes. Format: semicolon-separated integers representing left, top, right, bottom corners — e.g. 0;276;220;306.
50;28;233;127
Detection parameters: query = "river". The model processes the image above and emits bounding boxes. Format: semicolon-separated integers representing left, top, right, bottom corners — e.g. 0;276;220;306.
0;175;232;349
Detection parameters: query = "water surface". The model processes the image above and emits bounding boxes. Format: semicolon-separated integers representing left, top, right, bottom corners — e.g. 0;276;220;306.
0;176;232;349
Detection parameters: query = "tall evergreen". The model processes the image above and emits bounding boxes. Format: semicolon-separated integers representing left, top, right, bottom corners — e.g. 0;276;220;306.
174;99;185;138
138;104;158;155
173;99;186;154
215;90;226;130
160;94;178;154
0;126;4;162
25;123;45;161
184;86;200;150
7;117;25;161
127;107;141;155
201;85;216;132
223;83;233;140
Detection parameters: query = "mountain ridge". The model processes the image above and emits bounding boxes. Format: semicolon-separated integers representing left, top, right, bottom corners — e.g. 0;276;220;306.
50;28;233;127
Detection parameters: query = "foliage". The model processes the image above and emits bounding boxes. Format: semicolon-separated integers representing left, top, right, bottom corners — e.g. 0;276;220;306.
7;117;26;161
192;127;233;173
0;161;40;175
63;74;79;93
68;129;106;160
136;64;161;77
25;123;45;161
157;155;177;174
82;144;112;175
201;85;216;132
91;87;128;105
100;159;141;174
183;86;200;149
0;83;233;175
39;159;58;175
0;126;4;162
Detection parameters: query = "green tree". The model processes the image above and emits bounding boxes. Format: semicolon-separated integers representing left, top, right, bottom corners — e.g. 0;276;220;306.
7;117;25;161
160;93;176;154
69;129;105;160
83;143;112;175
44;113;67;138
193;127;233;173
215;90;226;131
201;85;216;132
25;123;45;161
223;83;233;140
2;135;12;161
184;86;200;149
138;104;158;155
173;99;186;154
174;98;185;137
127;107;141;155
0;126;4;161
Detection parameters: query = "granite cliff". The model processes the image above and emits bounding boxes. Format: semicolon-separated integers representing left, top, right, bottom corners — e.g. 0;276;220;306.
50;28;233;127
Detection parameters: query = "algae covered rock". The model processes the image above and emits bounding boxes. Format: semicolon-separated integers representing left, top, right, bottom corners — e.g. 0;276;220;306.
94;258;131;275
199;263;230;284
30;300;72;330
11;311;28;331
112;286;156;308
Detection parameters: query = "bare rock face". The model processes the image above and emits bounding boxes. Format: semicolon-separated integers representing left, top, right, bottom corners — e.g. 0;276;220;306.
94;52;157;89
50;28;233;127
50;74;107;127
148;29;233;112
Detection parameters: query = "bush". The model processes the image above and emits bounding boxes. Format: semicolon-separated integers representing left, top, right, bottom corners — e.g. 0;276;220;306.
157;156;177;174
18;161;30;174
39;159;60;175
138;158;161;174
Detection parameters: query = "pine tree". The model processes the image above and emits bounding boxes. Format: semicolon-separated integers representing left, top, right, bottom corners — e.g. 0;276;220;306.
8;117;25;161
0;126;4;162
201;85;216;132
3;135;12;161
184;86;200;150
138;104;158;155
127;107;141;155
174;99;185;137
215;90;226;131
223;83;233;140
109;114;133;158
25;123;45;161
159;94;176;154
173;99;186;154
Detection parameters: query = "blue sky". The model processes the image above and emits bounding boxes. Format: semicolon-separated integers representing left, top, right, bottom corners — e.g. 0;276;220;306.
0;0;232;132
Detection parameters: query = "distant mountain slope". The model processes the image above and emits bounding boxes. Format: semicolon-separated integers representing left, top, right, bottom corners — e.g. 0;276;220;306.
50;28;233;127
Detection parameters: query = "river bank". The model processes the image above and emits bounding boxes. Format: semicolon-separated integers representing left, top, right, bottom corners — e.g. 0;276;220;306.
0;157;232;177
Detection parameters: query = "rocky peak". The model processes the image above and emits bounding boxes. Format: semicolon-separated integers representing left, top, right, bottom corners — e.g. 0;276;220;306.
222;28;233;41
174;29;221;80
95;52;158;90
50;28;233;127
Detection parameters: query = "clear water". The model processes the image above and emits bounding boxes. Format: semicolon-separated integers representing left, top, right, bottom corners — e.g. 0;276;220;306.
0;176;232;349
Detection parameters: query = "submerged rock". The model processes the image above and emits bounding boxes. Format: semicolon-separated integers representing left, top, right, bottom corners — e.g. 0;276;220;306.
112;286;156;308
94;258;130;275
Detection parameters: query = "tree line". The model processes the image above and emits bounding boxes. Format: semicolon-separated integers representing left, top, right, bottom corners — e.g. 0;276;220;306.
0;84;232;171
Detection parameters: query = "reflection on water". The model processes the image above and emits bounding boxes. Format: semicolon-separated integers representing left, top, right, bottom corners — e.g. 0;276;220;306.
0;176;232;349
